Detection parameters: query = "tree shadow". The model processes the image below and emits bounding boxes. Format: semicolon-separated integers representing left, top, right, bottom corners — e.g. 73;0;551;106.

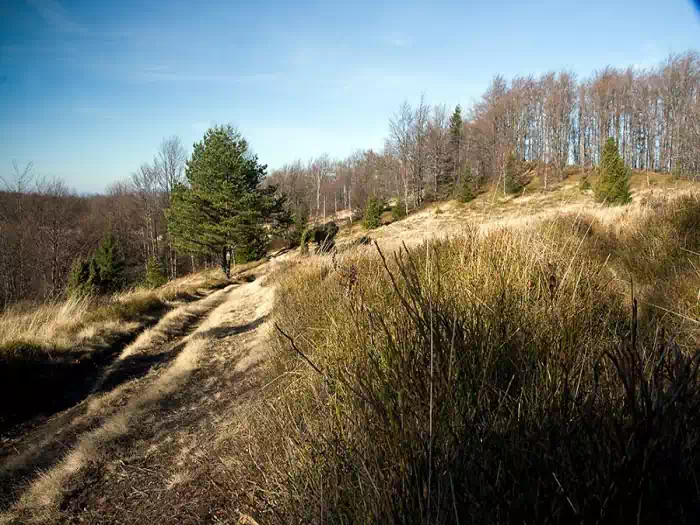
196;314;268;341
0;290;222;437
0;329;145;437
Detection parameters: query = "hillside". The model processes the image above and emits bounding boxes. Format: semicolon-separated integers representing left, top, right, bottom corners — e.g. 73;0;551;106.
2;178;700;523
336;168;699;250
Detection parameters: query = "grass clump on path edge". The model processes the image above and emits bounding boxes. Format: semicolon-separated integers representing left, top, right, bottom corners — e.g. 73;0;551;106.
226;210;700;524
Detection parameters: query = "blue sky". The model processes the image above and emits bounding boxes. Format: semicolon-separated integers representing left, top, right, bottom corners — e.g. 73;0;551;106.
1;0;699;192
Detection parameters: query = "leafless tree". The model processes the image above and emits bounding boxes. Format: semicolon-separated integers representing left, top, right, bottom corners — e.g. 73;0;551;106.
154;136;186;278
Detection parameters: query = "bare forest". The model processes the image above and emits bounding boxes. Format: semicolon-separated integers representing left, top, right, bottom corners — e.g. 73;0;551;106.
0;137;187;309
270;52;700;216
3;51;700;308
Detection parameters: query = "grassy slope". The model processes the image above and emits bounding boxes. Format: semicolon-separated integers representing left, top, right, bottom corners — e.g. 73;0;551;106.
335;169;699;251
3;173;700;524
222;180;700;523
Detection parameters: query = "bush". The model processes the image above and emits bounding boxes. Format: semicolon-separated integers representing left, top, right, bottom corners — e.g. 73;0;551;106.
312;221;339;253
504;152;525;194
363;197;385;230
299;222;340;255
291;205;309;247
595;138;632;205
391;200;407;221
143;256;167;289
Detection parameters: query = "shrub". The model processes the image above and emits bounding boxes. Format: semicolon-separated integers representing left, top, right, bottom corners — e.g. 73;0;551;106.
312;221;339;253
143;256;167;289
504;152;524;194
391;200;407;221
595;138;632;205
291;205;309;247
363;197;385;230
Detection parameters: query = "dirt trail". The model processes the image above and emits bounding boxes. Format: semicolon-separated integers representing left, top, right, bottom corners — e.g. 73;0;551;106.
0;262;279;524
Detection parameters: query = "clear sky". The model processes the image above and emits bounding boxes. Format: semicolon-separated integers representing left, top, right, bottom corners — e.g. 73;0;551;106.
1;0;699;193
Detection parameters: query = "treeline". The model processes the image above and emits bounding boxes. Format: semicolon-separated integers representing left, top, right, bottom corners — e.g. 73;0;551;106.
269;51;700;218
0;137;192;309
1;128;291;310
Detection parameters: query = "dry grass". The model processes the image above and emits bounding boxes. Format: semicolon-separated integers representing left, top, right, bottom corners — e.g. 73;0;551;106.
1;260;278;524
0;268;230;433
218;191;700;524
335;169;699;253
4;182;700;524
0;268;229;351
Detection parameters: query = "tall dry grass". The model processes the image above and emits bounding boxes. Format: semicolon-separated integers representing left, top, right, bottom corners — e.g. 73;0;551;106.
221;195;700;524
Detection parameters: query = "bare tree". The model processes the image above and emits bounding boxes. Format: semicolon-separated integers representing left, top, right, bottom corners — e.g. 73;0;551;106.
154;136;186;278
131;163;162;262
389;101;415;213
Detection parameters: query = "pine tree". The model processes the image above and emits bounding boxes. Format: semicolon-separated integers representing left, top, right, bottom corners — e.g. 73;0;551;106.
458;165;476;202
363;198;385;230
504;153;523;194
391;199;407;220
292;204;309;247
144;256;167;289
92;233;125;293
595;138;632;205
67;234;126;296
449;105;464;182
67;257;92;296
166;125;290;278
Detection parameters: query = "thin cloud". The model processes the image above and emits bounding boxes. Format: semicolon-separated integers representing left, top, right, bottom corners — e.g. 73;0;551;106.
25;0;88;35
24;0;130;38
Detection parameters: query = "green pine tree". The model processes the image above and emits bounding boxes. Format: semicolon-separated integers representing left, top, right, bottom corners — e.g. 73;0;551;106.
363;198;385;230
166;125;290;278
391;199;407;220
291;204;309;246
458;165;476;202
449;105;464;181
504;153;523;194
144;256;167;289
595;138;632;205
92;233;125;294
67;257;92;296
